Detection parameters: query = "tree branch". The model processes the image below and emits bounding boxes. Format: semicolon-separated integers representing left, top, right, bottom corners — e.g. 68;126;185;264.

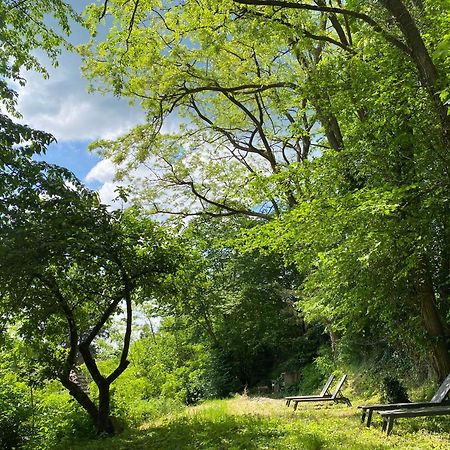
180;179;273;220
107;257;133;384
233;0;411;55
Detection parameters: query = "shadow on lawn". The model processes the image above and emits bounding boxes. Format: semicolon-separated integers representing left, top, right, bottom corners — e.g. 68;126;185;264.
123;408;396;450
132;413;324;450
369;414;450;436
61;403;450;449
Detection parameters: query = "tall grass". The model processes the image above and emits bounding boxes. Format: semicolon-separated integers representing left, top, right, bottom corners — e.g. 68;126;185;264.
62;396;450;449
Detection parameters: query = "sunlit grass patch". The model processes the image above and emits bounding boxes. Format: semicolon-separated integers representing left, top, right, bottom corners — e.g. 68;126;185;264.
62;395;450;449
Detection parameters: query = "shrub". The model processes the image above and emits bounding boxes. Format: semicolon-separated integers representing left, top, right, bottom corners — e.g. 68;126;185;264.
0;371;33;449
30;382;95;450
381;377;410;403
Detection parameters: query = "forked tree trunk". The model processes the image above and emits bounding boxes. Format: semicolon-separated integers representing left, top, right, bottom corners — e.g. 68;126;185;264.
60;375;115;435
78;342;116;435
97;381;114;435
416;269;450;382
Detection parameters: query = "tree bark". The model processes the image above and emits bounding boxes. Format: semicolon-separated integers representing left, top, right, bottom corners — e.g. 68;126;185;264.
329;330;339;360
379;0;450;143
417;267;450;382
78;341;115;435
97;380;114;435
60;377;99;425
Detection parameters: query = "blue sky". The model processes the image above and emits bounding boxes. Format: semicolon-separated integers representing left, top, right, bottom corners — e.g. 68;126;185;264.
18;1;144;203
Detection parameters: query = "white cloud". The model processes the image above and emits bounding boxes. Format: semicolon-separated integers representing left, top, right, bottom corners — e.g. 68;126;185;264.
85;158;138;209
85;158;121;206
17;53;144;142
97;181;123;206
85;158;116;184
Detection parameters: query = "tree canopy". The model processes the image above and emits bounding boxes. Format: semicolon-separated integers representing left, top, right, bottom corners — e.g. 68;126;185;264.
80;0;450;382
2;0;450;445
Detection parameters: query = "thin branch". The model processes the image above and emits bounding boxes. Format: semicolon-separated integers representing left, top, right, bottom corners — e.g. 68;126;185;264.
221;91;276;168
122;0;140;57
7;0;29;10
100;0;109;19
233;0;411;55
245;8;356;55
152;203;272;220
36;274;78;377
315;0;348;46
189;97;267;157
82;294;124;346
301;26;356;55
107;258;132;384
180;179;272;219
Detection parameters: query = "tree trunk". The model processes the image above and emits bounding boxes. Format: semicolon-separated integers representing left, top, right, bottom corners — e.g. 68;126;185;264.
379;0;450;143
329;330;339;360
60;377;98;425
417;268;450;382
97;380;114;435
78;342;115;435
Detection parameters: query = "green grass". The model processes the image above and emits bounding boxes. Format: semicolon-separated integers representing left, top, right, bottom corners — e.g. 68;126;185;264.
60;396;450;449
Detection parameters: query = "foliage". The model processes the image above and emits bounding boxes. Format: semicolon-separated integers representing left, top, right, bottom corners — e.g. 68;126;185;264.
0;339;94;450
130;321;217;404
87;357;185;428
153;217;324;393
3;0;450;444
79;0;450;383
29;383;95;450
0;0;77;189
0;0;77;114
381;377;410;404
0;357;33;449
80;0;449;217
0;156;183;434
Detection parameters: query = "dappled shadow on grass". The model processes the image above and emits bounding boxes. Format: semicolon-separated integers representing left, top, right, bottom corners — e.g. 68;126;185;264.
118;407;387;450
134;413;291;450
60;399;450;449
368;414;450;436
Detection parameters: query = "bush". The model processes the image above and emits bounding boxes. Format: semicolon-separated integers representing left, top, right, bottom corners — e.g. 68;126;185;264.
0;365;95;450
381;377;410;403
103;364;185;427
31;383;95;450
0;370;33;449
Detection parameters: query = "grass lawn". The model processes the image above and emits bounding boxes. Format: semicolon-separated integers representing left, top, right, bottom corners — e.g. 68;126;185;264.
63;396;450;449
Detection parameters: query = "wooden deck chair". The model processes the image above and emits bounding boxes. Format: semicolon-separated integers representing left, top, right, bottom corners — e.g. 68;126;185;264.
292;375;351;410
285;374;335;407
379;405;450;435
358;372;450;427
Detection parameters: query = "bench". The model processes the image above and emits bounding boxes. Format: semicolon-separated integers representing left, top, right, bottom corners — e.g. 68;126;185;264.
359;372;450;427
379;405;450;435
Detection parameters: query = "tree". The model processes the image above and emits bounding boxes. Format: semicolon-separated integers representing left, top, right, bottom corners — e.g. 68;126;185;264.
81;1;448;216
81;0;450;381
80;0;324;217
0;0;184;437
152;217;323;392
0;163;181;434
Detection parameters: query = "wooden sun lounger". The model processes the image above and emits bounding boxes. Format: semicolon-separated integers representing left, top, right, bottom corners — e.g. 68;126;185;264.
379;405;450;435
292;375;351;410
285;374;335;407
358;373;450;427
